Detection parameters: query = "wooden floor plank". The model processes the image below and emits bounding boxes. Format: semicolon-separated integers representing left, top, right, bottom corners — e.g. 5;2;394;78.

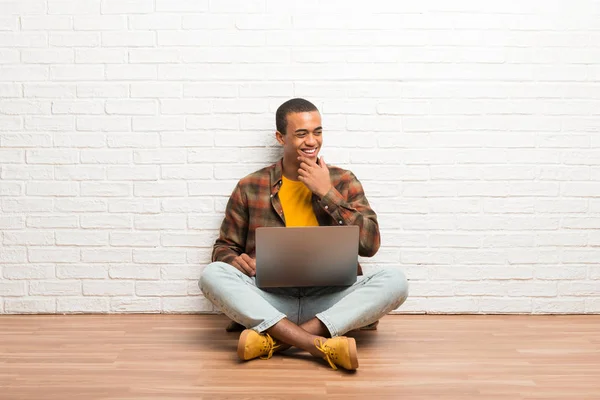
1;315;599;399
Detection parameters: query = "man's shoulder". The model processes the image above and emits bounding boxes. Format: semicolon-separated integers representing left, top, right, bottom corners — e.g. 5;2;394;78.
236;162;276;188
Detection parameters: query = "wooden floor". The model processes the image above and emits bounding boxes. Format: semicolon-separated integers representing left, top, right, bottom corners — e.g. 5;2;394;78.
1;315;599;400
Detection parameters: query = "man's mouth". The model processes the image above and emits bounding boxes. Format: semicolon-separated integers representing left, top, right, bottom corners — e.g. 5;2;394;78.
301;148;317;157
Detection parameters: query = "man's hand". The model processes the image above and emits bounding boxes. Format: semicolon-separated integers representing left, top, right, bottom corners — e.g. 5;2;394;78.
297;152;332;198
231;253;256;277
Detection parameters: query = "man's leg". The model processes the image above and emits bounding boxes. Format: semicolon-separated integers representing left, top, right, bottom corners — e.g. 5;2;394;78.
200;262;327;356
299;267;409;337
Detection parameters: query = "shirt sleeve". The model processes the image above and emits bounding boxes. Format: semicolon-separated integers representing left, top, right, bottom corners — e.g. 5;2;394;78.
212;183;248;264
317;171;381;257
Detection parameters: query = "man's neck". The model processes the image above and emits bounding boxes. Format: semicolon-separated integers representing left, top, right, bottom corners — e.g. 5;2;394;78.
281;157;300;181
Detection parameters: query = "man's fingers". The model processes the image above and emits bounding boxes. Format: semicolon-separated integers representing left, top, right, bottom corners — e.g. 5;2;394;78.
240;253;256;273
233;257;254;276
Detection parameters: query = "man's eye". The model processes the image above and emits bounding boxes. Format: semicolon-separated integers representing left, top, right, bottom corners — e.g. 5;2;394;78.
315;131;322;136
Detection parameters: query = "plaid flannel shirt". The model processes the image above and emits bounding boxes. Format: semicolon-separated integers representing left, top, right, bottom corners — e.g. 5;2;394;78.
212;159;380;275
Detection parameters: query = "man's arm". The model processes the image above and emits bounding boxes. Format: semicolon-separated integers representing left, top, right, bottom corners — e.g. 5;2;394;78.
212;183;248;264
317;171;380;257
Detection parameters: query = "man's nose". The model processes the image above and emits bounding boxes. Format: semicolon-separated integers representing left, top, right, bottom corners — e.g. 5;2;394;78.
305;133;317;145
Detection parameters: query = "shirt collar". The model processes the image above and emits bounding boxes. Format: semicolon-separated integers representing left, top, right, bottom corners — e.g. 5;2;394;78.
270;158;284;194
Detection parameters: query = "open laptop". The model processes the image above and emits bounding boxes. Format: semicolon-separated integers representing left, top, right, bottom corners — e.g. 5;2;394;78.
255;225;359;288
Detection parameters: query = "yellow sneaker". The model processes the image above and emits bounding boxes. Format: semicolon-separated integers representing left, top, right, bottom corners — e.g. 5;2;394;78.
237;329;281;361
314;336;359;370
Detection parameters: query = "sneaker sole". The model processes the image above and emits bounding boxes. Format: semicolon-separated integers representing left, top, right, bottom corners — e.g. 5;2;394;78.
347;337;359;370
237;329;251;361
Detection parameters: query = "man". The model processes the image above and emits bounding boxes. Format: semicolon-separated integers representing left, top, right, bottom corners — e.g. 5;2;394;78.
199;98;408;371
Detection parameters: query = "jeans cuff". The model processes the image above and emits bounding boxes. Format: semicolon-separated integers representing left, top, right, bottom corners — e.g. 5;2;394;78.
253;313;287;333
315;313;338;337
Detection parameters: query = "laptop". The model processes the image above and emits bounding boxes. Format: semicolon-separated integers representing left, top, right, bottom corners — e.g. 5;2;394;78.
255;225;359;288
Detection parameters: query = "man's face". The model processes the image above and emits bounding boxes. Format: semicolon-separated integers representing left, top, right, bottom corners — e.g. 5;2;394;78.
276;111;323;164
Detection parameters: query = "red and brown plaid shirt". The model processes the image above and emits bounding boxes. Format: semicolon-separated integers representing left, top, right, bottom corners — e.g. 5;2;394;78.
212;159;381;275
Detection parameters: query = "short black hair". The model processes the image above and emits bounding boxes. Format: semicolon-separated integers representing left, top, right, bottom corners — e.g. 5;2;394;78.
275;98;319;134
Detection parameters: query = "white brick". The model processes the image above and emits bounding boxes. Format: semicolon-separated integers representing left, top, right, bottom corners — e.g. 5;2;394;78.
106;100;157;115
49;32;100;47
101;0;154;14
110;232;159;247
109;266;160;280
4;232;54;246
536;233;587;247
48;0;101;14
136;280;188;296
82;249;132;263
131;83;182;99
188;215;222;230
25;116;74;131
160;133;213;148
134;215;186;230
77;83;129;98
478;298;532;313
536;266;588;280
83;280;134;296
77;116;131;132
133;116;184;132
129;49;181;64
0;182;22;196
108;199;160;214
0;116;22;131
5;299;56;314
29;280;81;295
533;299;586;314
562;250;600;264
156;0;208;12
27;216;78;228
562;217;600;229
50;65;105;81
0;248;27;263
0;16;18;30
3;265;55;279
0;281;27;296
160;265;202;280
110;297;160;312
158;65;211;80
134;149;186;164
55;166;105;180
563;183;600;197
0;83;22;97
1;134;51;147
1;166;51;180
28;248;79;263
426;297;479;314
27;181;78;197
75;49;127;64
163;296;213;313
134;249;187;264
134;182;187;197
21;49;74;64
102;31;155;47
26;149;78;164
162;232;214;247
183;83;237;98
188;149;239;163
81;150;132;164
0;32;47;47
56;265;108;279
54;199;107;212
57;297;109;313
161;198;213;213
585;299;600;313
0;149;24;163
0;49;18;63
160;99;210;115
108;133;160;148
80;214;131;229
56;231;108;246
0;62;47;79
129;15;181;30
54;134;106;148
106;65;157;81
74;16;126;31
188;181;239;196
21;16;72;30
24;84;76;98
107;166;159;181
81;182;130;197
0;216;26;230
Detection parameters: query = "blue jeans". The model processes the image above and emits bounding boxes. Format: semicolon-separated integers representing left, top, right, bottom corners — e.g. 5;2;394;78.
199;261;409;337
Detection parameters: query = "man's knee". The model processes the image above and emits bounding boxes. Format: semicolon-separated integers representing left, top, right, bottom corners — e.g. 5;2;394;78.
379;267;409;307
198;261;231;293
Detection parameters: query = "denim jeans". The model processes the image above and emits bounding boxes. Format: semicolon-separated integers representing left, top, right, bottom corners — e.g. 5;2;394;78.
199;261;409;337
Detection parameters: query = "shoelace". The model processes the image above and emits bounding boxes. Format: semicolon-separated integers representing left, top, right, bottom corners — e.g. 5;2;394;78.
260;333;281;360
314;338;337;370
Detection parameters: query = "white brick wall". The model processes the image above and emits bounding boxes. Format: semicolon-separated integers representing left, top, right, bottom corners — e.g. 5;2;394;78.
1;0;599;314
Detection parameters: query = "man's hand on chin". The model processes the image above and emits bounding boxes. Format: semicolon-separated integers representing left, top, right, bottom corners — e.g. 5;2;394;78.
297;151;332;198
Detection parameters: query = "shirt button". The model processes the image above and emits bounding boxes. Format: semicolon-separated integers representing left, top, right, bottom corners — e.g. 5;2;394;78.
324;205;328;210
338;220;343;225
270;194;273;198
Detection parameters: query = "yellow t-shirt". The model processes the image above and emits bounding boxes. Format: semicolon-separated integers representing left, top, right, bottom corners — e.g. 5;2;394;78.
278;176;319;227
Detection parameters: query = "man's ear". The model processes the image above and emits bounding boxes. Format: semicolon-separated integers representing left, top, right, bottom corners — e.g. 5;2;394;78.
275;131;285;145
